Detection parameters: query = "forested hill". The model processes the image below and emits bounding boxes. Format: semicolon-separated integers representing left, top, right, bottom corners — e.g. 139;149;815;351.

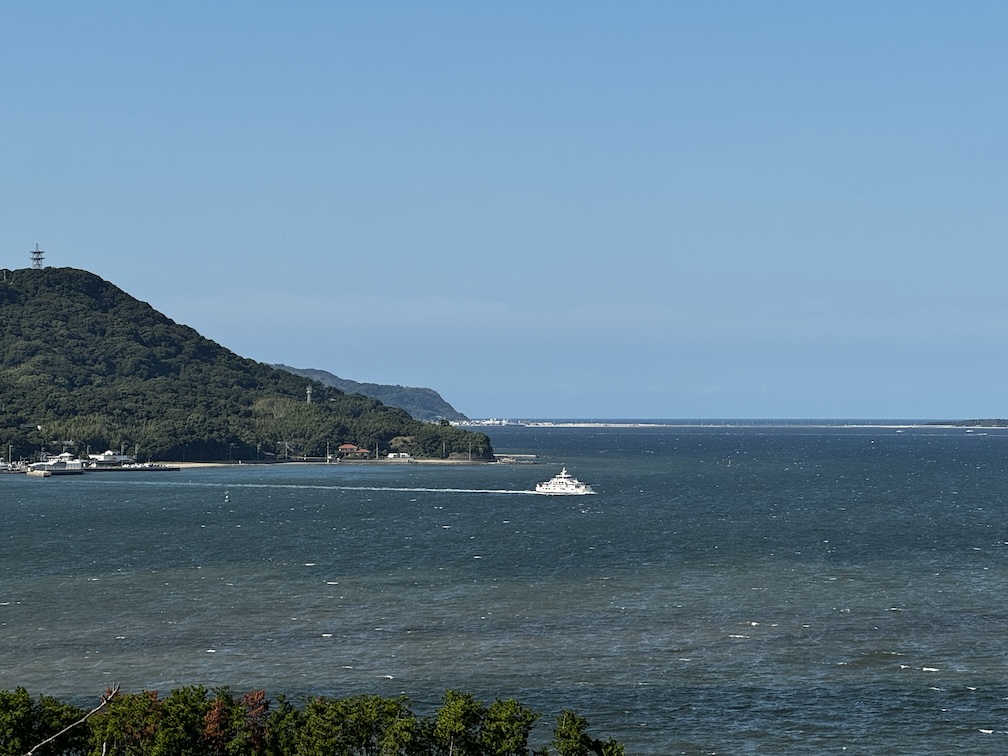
0;267;492;462
274;364;468;422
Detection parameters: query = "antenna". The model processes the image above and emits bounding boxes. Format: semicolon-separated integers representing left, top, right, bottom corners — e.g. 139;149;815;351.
30;244;45;269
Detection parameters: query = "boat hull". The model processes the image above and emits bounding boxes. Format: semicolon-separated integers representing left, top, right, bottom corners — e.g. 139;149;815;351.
29;457;85;475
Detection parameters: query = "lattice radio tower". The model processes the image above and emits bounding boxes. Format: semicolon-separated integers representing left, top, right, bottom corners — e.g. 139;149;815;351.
30;243;45;269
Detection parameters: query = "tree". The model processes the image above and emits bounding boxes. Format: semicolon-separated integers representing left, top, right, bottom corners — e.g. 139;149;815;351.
153;686;209;756
479;698;540;756
431;690;484;756
0;687;87;756
550;711;624;756
203;688;269;756
88;690;162;755
260;694;299;756
295;694;418;756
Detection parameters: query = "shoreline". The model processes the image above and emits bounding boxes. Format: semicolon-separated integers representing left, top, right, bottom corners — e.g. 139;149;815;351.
165;458;492;469
466;420;1006;429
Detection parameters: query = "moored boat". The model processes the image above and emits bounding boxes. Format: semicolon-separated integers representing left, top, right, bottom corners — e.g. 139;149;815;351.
29;452;85;476
87;449;135;467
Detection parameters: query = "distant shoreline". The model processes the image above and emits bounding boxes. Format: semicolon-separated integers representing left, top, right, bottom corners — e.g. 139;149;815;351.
155;420;1007;466
460;419;1008;429
165;458;490;469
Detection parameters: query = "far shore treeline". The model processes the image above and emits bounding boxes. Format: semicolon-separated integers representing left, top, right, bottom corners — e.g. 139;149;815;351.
0;686;625;755
0;267;492;463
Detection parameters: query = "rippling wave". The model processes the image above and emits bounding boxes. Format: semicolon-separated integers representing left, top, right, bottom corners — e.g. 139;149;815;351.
3;424;1008;753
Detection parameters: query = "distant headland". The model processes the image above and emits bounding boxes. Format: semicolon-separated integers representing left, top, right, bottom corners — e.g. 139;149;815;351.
273;364;468;423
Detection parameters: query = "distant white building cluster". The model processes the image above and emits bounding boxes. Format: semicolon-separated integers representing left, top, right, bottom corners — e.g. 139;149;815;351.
452;418;518;427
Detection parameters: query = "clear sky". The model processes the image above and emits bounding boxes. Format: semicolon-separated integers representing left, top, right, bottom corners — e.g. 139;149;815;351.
3;2;1007;420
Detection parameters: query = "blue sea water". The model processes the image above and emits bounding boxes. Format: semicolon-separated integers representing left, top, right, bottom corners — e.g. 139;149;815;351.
3;424;1008;753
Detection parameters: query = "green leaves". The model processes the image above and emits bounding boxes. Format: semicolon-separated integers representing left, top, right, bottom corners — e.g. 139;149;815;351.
551;710;624;756
0;687;623;756
88;689;162;755
432;690;484;755
481;698;541;756
0;687;87;756
297;695;417;756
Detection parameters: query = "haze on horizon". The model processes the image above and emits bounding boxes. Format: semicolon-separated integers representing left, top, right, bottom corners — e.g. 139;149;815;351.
3;3;1006;420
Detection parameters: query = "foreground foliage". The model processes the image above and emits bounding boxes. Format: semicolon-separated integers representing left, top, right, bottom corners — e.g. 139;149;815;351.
0;268;491;462
0;687;624;756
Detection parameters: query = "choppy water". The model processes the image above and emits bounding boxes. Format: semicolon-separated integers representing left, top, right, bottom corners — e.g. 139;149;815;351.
3;424;1008;753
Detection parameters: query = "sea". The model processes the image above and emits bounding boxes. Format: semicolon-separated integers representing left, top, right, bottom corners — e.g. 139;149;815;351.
3;422;1008;754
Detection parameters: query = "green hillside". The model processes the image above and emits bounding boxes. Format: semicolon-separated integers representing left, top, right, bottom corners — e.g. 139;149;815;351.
274;364;468;422
0;267;492;462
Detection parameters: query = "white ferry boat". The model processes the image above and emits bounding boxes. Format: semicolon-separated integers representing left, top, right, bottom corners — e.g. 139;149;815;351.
29;452;85;476
535;467;595;495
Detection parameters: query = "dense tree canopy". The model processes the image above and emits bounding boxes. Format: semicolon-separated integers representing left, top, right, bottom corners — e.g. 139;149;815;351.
0;686;625;756
0;268;492;462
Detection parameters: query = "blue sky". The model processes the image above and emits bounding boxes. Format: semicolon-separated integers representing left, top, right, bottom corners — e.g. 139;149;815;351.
3;2;1007;419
